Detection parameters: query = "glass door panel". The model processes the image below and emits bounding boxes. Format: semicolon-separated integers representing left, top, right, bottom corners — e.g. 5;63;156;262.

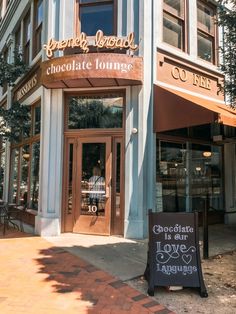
63;135;124;235
81;143;106;216
73;137;112;235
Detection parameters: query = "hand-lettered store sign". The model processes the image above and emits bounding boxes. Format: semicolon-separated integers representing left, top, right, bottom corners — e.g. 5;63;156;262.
144;211;208;297
43;30;138;58
41;31;143;89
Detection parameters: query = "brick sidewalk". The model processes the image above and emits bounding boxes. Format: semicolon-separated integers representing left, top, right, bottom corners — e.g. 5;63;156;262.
0;227;174;314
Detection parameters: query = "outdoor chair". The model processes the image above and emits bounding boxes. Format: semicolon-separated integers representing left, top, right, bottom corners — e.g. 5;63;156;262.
0;203;24;235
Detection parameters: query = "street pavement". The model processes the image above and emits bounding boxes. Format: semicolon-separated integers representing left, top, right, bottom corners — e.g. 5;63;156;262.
0;227;173;314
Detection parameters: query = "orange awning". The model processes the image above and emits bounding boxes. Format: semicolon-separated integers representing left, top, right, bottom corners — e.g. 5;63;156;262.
154;84;236;133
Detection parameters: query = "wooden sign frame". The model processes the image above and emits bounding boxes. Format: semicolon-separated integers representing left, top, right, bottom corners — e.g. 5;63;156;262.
145;210;208;298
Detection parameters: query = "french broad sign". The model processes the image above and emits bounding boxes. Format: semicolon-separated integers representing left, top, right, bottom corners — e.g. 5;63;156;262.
145;211;208;298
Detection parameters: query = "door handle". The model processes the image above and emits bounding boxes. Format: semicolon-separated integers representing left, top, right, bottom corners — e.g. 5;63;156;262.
105;186;110;198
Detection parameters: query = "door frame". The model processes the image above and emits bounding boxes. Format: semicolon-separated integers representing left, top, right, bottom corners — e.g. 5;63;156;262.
74;136;112;235
62;132;125;234
61;90;126;235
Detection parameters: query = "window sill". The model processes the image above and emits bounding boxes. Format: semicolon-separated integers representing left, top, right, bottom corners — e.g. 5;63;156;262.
25;208;38;215
11;206;37;226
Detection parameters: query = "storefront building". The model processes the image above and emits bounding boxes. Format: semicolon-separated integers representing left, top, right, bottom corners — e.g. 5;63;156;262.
154;0;236;226
0;0;235;238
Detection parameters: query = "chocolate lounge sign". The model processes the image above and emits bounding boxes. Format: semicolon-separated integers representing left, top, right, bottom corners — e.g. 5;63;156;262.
41;31;143;89
45;57;134;75
43;30;139;58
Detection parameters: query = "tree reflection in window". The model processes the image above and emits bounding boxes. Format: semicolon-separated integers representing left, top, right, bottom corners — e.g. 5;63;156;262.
68;94;123;129
29;141;40;210
0;151;5;200
20;145;30;207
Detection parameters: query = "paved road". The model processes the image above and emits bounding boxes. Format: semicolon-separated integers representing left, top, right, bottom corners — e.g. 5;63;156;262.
0;228;173;314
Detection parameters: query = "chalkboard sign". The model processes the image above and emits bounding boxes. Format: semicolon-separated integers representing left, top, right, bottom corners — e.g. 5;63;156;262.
144;211;208;297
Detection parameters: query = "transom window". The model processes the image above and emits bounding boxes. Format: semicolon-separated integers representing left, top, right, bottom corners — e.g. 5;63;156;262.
76;0;116;36
163;0;186;51
197;1;217;63
67;93;124;129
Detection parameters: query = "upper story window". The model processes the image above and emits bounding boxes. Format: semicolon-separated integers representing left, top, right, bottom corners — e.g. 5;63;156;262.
0;1;3;23
0;100;6;201
197;1;217;64
15;25;21;53
23;11;31;65
33;0;43;57
2;47;10;94
76;0;116;36
163;0;186;51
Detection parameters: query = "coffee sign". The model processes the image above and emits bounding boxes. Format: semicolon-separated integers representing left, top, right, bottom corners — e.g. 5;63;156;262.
43;30;139;59
145;211;208;297
171;66;212;90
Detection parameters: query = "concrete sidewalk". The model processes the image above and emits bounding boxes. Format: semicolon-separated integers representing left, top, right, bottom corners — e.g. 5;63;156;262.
45;223;236;281
45;234;148;281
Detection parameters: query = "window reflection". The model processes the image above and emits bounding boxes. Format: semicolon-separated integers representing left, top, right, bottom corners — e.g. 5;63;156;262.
80;0;114;36
34;0;43;56
163;13;183;50
68;94;123;129
29;142;40;210
0;151;5;200
156;141;223;213
163;0;185;50
33;106;41;135
197;1;216;63
9;148;19;204
197;1;214;34
197;31;213;62
22;106;31;139
36;0;43;26
164;0;184;17
20;145;30;207
9;105;41;210
23;11;31;64
81;143;106;216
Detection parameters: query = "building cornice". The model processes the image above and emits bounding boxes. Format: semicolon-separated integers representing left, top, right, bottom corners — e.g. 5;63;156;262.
157;46;224;78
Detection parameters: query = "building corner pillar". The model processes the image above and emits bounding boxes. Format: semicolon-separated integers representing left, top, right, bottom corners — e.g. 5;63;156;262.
35;88;63;236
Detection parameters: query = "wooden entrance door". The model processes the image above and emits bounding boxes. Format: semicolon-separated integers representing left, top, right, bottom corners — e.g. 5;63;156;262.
63;136;112;235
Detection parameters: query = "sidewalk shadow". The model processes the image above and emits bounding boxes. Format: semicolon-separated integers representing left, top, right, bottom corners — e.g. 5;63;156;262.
35;242;147;313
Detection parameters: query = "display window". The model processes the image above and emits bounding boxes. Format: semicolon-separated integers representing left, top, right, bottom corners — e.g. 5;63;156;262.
9;102;41;210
